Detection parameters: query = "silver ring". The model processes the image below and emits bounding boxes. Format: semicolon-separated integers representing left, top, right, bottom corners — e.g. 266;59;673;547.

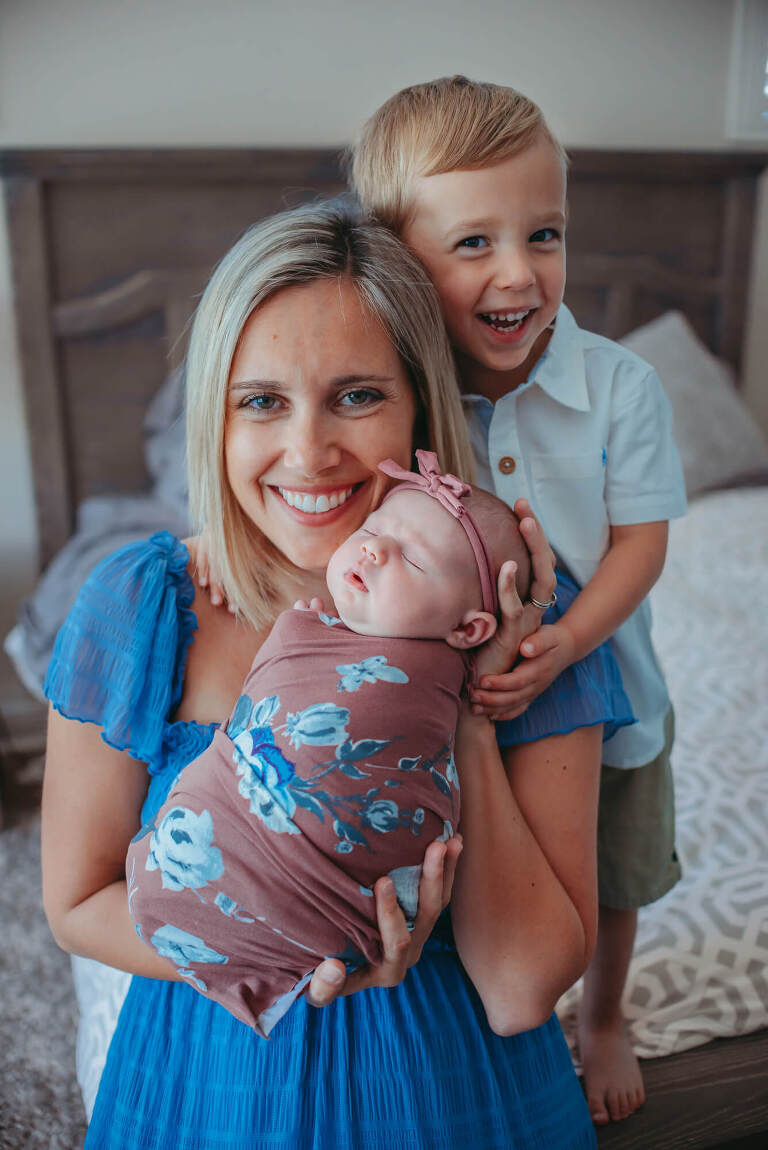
529;590;557;610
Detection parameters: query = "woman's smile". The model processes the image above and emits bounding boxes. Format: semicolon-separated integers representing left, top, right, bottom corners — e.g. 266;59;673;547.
224;277;417;571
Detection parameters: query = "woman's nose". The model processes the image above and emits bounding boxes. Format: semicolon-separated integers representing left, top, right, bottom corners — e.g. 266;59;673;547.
282;413;342;476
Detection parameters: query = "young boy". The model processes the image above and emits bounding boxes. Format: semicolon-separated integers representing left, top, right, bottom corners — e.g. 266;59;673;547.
351;75;686;1125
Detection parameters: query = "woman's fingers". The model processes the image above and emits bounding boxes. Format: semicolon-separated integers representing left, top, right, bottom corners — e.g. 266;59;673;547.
305;958;347;1007
374;876;412;975
514;499;557;605
441;834;463;906
495;561;524;641
306;835;459;1005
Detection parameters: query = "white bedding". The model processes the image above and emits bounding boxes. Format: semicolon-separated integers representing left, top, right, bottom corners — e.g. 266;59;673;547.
559;486;768;1060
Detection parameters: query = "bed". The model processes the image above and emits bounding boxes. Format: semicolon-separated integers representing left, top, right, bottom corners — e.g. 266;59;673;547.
2;146;768;1148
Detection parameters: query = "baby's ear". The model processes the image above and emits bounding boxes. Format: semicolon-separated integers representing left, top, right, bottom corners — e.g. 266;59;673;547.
445;609;498;650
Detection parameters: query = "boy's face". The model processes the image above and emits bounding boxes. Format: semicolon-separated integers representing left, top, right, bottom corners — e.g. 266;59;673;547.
326;490;480;639
402;136;566;398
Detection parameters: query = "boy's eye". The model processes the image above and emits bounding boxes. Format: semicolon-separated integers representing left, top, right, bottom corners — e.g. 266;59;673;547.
403;555;424;572
530;227;560;243
457;235;489;250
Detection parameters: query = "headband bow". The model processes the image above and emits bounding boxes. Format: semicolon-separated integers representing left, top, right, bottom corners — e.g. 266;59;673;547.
378;449;498;615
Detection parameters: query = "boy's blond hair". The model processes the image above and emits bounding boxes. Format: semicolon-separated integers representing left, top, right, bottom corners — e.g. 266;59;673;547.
351;74;567;232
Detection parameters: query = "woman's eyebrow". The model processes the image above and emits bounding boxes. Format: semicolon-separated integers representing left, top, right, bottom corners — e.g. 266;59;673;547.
228;379;284;391
330;374;395;387
228;374;395;391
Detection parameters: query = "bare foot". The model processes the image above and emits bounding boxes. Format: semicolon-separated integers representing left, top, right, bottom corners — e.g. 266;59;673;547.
578;1017;645;1125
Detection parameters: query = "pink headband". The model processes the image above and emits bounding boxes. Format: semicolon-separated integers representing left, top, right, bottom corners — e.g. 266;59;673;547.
378;449;498;615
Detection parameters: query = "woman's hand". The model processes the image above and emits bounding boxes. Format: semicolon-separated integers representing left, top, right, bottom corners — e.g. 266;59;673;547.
305;835;462;1006
194;533;233;612
293;597;327;613
470;500;557;713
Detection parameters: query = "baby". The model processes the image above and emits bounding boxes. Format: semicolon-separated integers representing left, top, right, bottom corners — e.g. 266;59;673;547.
127;451;529;1035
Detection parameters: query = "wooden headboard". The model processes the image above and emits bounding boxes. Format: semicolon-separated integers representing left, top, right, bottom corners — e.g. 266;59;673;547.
2;148;766;568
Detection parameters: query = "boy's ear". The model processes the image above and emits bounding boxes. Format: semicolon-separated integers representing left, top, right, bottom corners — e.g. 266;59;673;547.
445;609;498;651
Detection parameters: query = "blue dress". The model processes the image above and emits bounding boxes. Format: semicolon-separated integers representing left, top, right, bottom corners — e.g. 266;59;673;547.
46;533;632;1150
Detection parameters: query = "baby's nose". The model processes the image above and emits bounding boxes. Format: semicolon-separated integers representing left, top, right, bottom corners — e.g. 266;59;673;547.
360;538;390;563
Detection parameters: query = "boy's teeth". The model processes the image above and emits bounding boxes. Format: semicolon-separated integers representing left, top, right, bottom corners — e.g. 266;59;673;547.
481;309;531;331
278;486;354;513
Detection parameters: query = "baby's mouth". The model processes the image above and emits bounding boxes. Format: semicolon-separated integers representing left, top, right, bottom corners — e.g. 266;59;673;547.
344;567;368;592
479;308;533;332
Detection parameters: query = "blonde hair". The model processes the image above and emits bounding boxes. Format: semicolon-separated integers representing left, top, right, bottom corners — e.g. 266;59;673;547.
186;199;476;631
351;74;568;232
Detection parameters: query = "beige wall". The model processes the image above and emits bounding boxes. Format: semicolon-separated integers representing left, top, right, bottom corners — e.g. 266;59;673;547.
0;0;765;697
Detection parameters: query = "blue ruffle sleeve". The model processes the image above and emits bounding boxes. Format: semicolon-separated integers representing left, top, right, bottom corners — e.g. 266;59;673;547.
495;569;635;747
44;531;201;773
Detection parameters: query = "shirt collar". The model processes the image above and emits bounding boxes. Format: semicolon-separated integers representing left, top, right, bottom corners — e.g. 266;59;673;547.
527;304;590;411
461;303;591;413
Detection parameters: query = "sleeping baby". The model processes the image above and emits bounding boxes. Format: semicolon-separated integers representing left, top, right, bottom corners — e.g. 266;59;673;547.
127;450;530;1035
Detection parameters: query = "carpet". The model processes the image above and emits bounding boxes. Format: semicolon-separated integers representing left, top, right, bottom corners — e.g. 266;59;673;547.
0;816;88;1149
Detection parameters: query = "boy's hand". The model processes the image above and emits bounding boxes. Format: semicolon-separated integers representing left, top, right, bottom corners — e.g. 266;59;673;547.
471;620;576;720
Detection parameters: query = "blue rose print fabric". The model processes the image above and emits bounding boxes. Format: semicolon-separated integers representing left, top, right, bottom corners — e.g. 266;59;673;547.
127;609;467;1034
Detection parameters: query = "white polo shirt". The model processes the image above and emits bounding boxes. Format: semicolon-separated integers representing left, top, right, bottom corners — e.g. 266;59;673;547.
462;304;687;768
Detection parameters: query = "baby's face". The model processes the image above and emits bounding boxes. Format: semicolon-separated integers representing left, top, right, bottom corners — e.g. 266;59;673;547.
326;489;481;639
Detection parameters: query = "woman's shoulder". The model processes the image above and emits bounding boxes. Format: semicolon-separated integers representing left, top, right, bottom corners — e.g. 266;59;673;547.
44;531;200;762
88;529;195;595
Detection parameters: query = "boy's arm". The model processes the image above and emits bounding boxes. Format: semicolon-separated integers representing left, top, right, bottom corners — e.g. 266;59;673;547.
472;520;668;717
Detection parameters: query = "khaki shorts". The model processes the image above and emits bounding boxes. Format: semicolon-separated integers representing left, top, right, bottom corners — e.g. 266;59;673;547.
597;708;681;910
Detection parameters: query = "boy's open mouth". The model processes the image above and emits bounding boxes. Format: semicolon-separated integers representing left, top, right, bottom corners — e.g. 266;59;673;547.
479;308;533;333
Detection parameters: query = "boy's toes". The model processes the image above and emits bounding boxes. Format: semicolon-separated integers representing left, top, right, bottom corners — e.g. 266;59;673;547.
587;1093;610;1125
606;1088;623;1122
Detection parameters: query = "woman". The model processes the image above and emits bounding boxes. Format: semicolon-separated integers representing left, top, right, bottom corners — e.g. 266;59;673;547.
42;202;627;1148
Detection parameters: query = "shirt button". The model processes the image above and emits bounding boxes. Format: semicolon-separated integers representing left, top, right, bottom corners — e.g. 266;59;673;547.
498;456;516;475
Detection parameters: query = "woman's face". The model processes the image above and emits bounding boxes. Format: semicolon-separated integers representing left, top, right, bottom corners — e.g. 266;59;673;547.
225;277;418;573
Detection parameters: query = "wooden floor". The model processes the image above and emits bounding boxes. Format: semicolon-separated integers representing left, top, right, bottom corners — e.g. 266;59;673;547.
595;1028;768;1150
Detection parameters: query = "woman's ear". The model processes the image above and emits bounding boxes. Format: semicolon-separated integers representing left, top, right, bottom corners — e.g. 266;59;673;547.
445;610;498;650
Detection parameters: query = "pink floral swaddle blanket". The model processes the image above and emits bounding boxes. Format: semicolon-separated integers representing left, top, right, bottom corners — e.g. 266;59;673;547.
127;609;466;1034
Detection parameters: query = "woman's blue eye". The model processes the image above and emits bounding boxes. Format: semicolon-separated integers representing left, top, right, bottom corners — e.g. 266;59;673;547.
244;394;279;411
458;236;488;249
530;228;559;243
339;388;381;406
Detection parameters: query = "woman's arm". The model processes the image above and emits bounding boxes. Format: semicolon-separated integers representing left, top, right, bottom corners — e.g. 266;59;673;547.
42;707;181;979
451;714;601;1036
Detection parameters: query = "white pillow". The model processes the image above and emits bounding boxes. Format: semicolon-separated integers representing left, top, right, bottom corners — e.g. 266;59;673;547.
621;311;768;497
